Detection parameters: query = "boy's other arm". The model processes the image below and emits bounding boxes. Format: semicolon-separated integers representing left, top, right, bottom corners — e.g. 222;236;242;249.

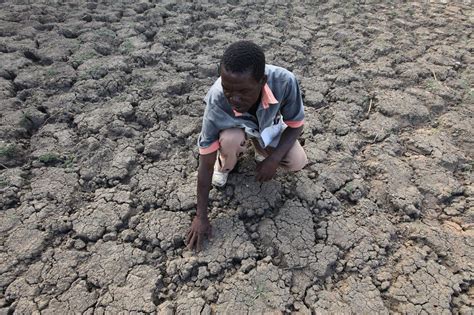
186;151;217;251
270;125;303;163
256;125;303;182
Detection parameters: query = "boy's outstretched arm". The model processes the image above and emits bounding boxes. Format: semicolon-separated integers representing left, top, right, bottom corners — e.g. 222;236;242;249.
186;151;217;251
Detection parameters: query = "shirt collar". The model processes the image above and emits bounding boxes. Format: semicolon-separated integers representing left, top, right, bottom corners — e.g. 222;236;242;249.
233;110;243;117
261;83;278;109
232;83;278;116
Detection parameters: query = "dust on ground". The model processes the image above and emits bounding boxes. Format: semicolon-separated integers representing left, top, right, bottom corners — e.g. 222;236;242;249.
0;1;473;314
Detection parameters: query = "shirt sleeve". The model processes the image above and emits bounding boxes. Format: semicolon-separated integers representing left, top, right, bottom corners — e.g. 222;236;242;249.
197;94;220;155
197;117;219;154
280;73;305;128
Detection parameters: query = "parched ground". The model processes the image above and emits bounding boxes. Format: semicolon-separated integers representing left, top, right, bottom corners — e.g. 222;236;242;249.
0;1;473;314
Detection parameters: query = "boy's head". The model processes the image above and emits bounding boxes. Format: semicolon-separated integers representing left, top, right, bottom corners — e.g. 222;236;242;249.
221;40;265;81
220;41;267;113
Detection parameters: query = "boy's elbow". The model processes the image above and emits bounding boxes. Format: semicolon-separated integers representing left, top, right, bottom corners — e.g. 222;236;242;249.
199;151;217;171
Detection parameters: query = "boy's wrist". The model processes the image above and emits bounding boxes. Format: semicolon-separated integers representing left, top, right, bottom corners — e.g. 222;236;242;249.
195;210;209;220
267;152;283;163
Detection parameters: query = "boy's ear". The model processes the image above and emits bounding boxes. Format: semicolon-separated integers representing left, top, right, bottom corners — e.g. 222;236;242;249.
217;63;221;77
261;74;268;85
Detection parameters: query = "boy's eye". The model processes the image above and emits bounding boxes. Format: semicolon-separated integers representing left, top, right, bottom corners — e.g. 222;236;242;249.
223;87;249;95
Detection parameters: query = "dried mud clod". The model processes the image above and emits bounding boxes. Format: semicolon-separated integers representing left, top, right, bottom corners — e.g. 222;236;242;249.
0;1;473;314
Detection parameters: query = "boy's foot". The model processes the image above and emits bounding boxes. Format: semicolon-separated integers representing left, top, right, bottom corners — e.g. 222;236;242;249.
212;170;229;187
254;151;266;163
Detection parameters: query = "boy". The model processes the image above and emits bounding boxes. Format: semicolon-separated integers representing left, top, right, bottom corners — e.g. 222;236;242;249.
187;41;307;251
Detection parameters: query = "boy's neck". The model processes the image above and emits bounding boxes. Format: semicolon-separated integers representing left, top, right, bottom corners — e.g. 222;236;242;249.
247;91;262;117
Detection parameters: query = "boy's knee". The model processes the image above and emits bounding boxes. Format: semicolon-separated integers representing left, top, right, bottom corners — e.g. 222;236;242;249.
219;128;246;148
281;140;308;172
286;153;308;172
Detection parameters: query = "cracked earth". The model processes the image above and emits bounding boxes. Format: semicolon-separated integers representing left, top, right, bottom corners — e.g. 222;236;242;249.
0;1;473;314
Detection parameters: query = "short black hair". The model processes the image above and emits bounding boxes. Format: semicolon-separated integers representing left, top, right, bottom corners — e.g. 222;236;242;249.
220;40;265;81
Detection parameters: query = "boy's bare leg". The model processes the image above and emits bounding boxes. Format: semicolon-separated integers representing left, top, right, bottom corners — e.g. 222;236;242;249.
216;128;247;172
253;139;307;171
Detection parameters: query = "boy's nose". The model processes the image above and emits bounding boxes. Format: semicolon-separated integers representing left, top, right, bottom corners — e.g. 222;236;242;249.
230;95;241;103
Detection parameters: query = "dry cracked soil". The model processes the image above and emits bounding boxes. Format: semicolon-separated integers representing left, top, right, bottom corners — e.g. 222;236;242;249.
0;0;473;314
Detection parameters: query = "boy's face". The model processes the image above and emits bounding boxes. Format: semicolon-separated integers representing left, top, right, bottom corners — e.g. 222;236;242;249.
220;66;267;113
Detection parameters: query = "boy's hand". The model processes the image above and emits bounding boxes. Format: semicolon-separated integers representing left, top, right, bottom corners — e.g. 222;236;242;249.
186;216;213;252
256;156;279;182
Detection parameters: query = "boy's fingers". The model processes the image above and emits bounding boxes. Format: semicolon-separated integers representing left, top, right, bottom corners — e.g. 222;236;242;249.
196;235;202;252
186;229;192;245
187;233;196;250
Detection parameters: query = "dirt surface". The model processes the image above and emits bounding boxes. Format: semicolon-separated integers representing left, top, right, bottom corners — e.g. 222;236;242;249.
0;1;473;314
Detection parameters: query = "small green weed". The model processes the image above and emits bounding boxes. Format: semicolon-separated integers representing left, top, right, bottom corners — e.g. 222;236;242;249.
63;155;75;168
73;51;98;65
425;78;442;92
142;79;154;89
38;153;76;167
386;11;397;19
459;79;470;90
120;39;135;54
45;68;58;77
19;112;33;128
0;144;18;158
114;94;128;102
241;280;270;307
0;178;8;188
465;88;474;102
252;283;268;300
38;153;61;164
88;66;106;77
78;66;106;80
96;28;116;38
344;183;354;194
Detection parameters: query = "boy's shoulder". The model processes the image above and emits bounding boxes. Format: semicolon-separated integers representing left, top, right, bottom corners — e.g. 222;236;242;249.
265;65;299;100
265;64;297;83
204;77;226;108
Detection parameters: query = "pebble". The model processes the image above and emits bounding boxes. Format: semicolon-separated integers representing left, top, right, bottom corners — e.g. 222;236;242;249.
200;279;210;289
265;247;275;257
197;266;209;280
103;232;117;242
172;275;180;284
381;281;391;290
443;207;459;216
121;229;137;242
240;258;256;273
204;286;217;302
128;216;140;228
74;239;86;249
